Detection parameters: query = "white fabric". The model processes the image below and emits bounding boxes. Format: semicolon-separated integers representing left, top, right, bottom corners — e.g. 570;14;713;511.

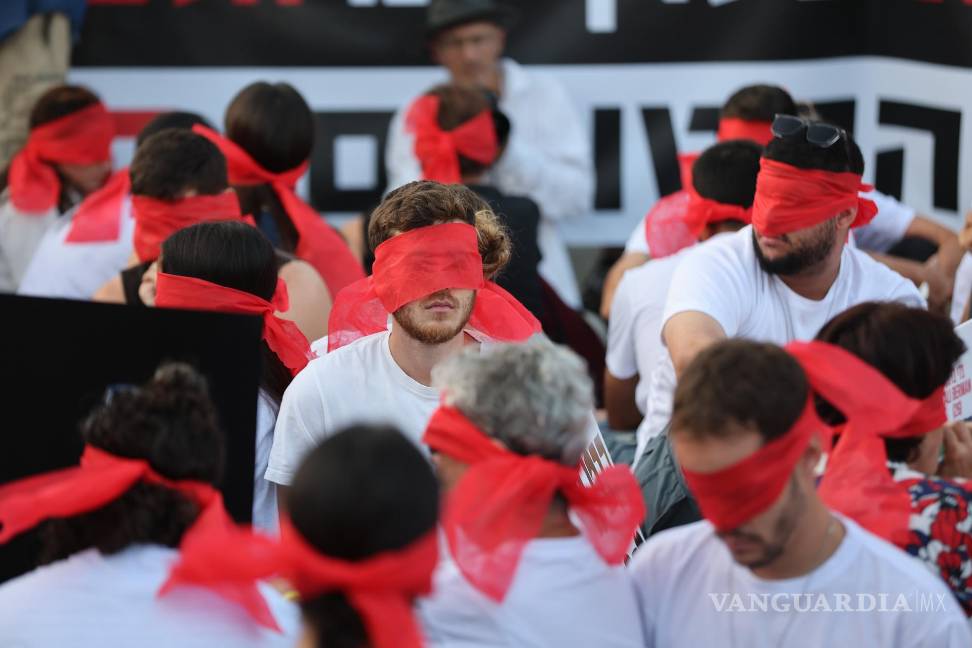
419;534;645;648
253;391;279;534
629;517;971;648
951;252;972;325
18;195;135;299
0;189;59;292
0;545;299;647
623;214;649;255
637;226;925;455
385;58;594;308
853;190;917;253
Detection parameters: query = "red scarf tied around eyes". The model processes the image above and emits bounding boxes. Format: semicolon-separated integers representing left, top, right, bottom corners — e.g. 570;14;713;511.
65;168;131;243
681;341;945;537
422;405;645;602
643;189;751;259
131;191;244;262
327;222;540;351
716;118;774;146
0;445;274;625
192;125;365;296
162;518;439;648
405;94;499;185
154;272;314;376
751;158;878;237
9;102;115;213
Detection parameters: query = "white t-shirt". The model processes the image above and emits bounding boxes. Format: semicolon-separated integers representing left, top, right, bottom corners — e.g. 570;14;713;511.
623;215;649;255
0;190;61;292
853;190;917;254
629;517;971;648
253;391;279;534
419;535;645;648
951;252;972;325
0;545;299;647
639;226;925;450
18;195;135;300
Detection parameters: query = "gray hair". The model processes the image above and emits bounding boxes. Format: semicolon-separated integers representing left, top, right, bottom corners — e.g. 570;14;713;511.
431;337;593;465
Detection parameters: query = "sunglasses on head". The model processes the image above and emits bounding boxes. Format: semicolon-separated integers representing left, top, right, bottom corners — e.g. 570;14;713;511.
771;114;845;149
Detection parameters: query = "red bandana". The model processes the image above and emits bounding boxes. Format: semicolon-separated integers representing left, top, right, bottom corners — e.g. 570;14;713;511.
327;222;540;351
717;118;774;146
643;189;751;259
751;158;878;237
0;446;271;624
155;272;314;376
163;519;438;647
131;191;244;263
192;125;364;296
422;406;644;601
65;168;131;243
8;102;114;213
405;94;498;184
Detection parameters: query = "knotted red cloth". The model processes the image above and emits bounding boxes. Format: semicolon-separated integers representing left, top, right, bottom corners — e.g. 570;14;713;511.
405;94;498;184
643;189;751;258
681;340;945;535
65;168;131;243
422;405;645;601
8;102;114;213
752;158;878;237
0;445;272;625
162;518;438;648
155;272;313;376
327;222;540;351
716;118;774;146
192;125;364;296
132;191;244;262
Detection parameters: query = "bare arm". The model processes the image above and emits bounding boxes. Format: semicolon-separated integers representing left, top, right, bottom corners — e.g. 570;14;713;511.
907;215;964;279
600;252;650;319
604;369;643;431
663;310;727;378
868;251;949;315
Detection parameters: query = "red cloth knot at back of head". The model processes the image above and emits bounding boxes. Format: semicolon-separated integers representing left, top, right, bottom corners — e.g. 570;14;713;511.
65;168;131;243
191;124;365;295
405;94;499;185
751;158;877;237
422;405;644;601
132;191;244;262
162;516;438;648
154;272;314;376
787;340;947;546
9;102;114;213
327;222;540;351
717;118;775;146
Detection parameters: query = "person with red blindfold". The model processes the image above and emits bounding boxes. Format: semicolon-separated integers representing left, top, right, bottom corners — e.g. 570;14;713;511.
18;111;212;301
605;140;761;452
92;128;332;342
153;221;314;532
0;85;112;292
0;363;299;646
266;181;541;497
815;302;972;615
418;338;645;646
647;118;924;449
630;340;970;647
386;0;593;310
600;83;795;319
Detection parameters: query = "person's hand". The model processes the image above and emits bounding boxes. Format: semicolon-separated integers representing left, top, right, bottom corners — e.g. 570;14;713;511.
938;422;972;480
922;257;953;315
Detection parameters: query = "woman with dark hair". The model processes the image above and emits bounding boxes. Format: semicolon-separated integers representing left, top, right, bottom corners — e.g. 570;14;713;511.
815;301;972;615
194;81;365;300
0;84;113;291
165;423;440;648
153;220;314;531
0;362;299;646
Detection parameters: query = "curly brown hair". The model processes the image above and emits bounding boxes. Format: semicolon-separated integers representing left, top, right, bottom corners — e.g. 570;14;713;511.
367;181;511;280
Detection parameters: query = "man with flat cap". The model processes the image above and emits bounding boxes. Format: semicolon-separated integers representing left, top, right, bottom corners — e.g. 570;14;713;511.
385;0;594;309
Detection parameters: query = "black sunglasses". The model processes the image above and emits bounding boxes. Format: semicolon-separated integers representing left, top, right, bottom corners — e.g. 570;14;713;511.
771;114;845;149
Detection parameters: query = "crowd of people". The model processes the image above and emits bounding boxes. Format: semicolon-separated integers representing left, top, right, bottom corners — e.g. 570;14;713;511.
1;0;972;646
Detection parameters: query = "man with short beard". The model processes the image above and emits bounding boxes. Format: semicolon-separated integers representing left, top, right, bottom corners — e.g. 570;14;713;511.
630;340;969;646
265;181;540;494
639;116;924;443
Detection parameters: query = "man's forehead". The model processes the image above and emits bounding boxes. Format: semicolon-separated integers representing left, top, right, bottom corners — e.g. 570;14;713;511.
671;420;765;473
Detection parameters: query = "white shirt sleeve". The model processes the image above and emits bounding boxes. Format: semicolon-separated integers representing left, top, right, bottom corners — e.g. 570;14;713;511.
661;243;748;339
265;364;327;486
606;272;639;380
951;253;972;324
624;216;649;255
384;106;423;194
489;75;594;223
0;200;57;292
852;190;917;253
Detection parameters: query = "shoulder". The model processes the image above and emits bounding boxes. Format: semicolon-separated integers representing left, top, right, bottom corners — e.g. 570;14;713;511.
843;245;925;304
503;58;569;100
673;228;756;283
629;520;715;578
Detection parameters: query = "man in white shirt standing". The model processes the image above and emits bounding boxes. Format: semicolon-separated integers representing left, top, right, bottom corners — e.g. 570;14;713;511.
641;117;925;451
266;181;539;495
630;340;971;647
385;0;594;308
